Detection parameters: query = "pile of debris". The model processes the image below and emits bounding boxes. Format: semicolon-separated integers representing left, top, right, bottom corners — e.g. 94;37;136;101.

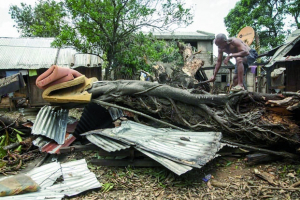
0;40;299;198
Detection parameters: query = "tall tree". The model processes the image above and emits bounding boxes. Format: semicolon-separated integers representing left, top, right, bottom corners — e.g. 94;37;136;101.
9;0;66;37
224;0;292;51
287;0;300;29
52;0;193;79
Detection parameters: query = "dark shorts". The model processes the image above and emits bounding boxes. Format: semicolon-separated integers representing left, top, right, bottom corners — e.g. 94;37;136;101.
234;49;258;74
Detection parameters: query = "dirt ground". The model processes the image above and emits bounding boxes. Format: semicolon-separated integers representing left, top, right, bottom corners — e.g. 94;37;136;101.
46;150;300;200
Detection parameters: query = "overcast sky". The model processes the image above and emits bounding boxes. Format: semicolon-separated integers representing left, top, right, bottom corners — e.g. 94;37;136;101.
0;0;240;36
0;0;240;56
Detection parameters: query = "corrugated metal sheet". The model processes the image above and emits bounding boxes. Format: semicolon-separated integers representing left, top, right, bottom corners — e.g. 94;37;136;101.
27;161;62;188
84;120;225;174
108;107;124;121
20;108;40;123
0;37;102;69
33;133;76;154
137;148;193;175
85;134;130;152
32;106;69;144
1;159;101;199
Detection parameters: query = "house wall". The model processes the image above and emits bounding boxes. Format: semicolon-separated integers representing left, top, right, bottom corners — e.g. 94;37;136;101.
197;41;213;78
246;71;255;92
75;66;102;81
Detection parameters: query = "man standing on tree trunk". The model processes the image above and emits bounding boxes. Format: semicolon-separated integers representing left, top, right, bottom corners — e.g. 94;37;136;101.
208;33;258;92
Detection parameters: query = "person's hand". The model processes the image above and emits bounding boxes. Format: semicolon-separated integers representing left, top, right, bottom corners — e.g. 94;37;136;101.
208;76;216;82
223;55;231;65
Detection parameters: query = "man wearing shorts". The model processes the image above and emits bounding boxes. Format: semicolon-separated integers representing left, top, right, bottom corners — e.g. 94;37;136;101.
208;33;258;91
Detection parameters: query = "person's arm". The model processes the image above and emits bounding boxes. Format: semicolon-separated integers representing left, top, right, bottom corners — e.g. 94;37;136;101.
208;49;223;82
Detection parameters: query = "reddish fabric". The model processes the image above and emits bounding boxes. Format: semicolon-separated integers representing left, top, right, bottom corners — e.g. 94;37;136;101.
36;65;83;89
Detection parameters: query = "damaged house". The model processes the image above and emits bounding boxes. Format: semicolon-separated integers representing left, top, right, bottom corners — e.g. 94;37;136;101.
258;29;300;93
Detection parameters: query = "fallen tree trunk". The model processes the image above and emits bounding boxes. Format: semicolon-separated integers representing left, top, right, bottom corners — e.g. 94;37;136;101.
88;80;300;149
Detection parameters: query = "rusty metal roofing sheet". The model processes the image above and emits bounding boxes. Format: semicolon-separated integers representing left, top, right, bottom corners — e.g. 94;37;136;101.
2;159;101;199
32;106;69;144
83;120;224;173
33;133;76;154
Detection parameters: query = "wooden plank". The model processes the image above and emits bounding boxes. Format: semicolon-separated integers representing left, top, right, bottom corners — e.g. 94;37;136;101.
59;144;103;153
59;145;144;157
28;69;49;106
90;158;162;167
246;153;282;165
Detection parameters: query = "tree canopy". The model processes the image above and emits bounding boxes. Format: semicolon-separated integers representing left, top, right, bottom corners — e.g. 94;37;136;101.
10;0;192;79
53;0;193;78
9;0;66;37
224;0;300;52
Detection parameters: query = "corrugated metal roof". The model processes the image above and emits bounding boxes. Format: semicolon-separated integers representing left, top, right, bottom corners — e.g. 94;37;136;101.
266;29;300;67
152;30;215;40
83;120;225;175
32;106;69;144
0;37;102;69
1;159;101;199
273;55;300;63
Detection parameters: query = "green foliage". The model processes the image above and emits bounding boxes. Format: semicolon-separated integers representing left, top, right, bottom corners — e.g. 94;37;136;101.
101;183;114;193
113;33;183;78
224;0;299;51
9;0;191;79
52;0;192;79
9;0;66;37
286;0;300;29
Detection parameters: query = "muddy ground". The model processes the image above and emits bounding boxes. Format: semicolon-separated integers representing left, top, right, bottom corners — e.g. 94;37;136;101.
48;150;300;200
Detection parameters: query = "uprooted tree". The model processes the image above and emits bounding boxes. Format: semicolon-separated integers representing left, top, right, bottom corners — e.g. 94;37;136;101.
39;42;300;156
86;43;300;153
